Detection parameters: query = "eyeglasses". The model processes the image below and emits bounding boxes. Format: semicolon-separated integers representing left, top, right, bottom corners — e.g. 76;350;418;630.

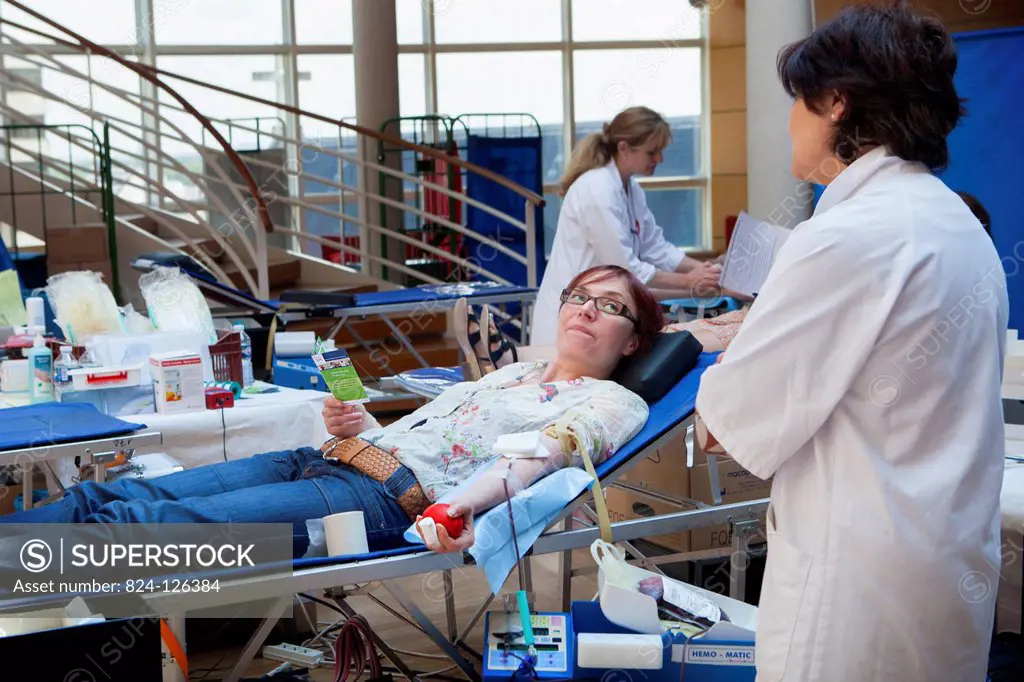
560;289;636;324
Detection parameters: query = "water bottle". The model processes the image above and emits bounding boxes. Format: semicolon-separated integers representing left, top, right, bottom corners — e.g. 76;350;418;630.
234;323;255;388
53;345;80;401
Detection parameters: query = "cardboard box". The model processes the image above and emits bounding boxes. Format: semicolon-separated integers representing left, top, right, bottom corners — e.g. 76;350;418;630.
620;431;689;497
690;458;771;551
150;351;204;414
607;431;694;553
45;226;109;264
605;487;696;554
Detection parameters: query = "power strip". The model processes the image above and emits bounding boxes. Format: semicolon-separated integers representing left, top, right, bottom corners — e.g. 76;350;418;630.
262;643;325;668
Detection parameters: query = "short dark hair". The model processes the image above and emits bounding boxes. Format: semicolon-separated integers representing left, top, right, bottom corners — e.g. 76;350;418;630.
956;191;992;237
563;265;664;355
777;0;964;172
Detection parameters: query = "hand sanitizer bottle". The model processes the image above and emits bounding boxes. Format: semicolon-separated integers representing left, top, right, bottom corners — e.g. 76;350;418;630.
27;335;54;403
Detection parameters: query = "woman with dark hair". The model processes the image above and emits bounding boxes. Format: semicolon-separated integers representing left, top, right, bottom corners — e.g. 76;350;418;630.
695;3;1007;681
958;190;993;238
6;266;657;559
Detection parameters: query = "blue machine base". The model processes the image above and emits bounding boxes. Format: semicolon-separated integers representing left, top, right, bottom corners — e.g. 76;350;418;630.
272;356;327;392
482;611;574;682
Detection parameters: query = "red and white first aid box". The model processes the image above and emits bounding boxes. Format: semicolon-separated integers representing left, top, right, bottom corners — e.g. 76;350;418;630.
150;351;204;414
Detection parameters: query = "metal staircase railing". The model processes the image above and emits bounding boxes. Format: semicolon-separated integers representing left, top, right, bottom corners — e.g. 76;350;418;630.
0;0;545;302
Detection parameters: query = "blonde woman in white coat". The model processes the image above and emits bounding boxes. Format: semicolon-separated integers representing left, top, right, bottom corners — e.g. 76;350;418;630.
531;107;721;345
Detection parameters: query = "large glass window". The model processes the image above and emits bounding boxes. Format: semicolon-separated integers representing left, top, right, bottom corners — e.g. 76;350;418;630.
154;0;283;45
437;51;563;173
295;0;354;45
573;48;702;177
396;0;426;44
433;0;561;44
0;0;709;249
571;0;702;42
0;0;136;45
297;55;356;119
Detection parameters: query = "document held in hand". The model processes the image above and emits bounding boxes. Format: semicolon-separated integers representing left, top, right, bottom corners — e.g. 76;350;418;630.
718;212;791;298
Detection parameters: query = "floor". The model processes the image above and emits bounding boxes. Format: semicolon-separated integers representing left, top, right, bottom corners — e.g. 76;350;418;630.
187;549;601;681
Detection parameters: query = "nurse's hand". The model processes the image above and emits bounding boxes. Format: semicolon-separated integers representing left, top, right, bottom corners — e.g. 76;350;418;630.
322;397;366;439
684;265;723;298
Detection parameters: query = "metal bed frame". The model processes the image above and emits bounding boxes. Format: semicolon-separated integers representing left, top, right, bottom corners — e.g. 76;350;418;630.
0;431;164;509
139;414;767;682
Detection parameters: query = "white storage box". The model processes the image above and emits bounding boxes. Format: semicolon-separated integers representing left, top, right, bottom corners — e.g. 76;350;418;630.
150;351;204;414
70;365;142;391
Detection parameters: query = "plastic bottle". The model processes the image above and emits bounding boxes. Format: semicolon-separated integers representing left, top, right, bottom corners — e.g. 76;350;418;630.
234;323;255;388
53;345;80;401
25;296;45;331
27;335;54;403
78;343;101;369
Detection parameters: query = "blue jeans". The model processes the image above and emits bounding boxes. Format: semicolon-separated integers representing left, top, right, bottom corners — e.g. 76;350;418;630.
0;448;413;556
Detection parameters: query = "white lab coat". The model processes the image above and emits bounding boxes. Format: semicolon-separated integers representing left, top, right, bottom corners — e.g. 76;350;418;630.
531;162;687;345
697;146;1007;682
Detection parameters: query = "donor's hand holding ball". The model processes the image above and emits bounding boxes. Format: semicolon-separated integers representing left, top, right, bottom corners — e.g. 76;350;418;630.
416;502;475;553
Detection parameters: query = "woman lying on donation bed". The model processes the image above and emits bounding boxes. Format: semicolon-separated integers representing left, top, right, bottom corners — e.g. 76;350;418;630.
2;265;662;556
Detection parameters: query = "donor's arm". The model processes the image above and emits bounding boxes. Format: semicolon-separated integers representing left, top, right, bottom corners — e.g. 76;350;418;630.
418;383;649;552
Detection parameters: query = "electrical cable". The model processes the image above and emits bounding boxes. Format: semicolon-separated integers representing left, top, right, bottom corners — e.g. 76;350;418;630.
331;614;381;682
219;402;228;461
297;592;346;615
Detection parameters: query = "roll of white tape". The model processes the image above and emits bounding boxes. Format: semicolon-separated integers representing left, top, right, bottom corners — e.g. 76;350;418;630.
323;511;369;557
275;331;317;357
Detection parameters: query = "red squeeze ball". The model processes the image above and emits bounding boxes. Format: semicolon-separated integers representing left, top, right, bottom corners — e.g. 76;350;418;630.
422;503;463;539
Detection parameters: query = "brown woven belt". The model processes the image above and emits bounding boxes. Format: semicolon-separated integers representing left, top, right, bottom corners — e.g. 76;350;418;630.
321;437;430;521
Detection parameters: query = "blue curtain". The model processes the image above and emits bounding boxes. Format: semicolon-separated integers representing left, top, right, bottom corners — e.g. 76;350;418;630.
939;27;1024;328
464;135;546;287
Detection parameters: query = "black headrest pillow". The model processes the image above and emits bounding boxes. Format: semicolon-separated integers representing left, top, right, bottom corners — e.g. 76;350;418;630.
610;331;704;403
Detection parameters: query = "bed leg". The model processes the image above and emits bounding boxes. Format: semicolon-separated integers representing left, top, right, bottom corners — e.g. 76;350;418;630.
382;316;431;369
443;570;458;643
557;517;572;613
383;581;481;682
21;461;33;510
162;614;186;682
221;595;291;682
331;595;423;681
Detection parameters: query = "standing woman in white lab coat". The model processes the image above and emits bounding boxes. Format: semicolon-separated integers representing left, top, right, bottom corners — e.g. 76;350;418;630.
531;106;721;345
696;4;1007;681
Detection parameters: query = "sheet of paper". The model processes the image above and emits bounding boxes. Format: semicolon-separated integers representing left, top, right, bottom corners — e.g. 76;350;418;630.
0;269;26;327
718;212;791;297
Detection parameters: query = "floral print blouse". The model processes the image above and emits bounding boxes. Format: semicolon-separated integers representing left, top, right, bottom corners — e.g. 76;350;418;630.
357;362;649;502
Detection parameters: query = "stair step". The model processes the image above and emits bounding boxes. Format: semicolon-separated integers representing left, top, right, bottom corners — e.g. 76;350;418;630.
223;252;301;291
161;237;227;263
46;222;108;229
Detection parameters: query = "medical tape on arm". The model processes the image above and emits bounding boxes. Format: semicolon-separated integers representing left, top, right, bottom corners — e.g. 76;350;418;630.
543;425;613;544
